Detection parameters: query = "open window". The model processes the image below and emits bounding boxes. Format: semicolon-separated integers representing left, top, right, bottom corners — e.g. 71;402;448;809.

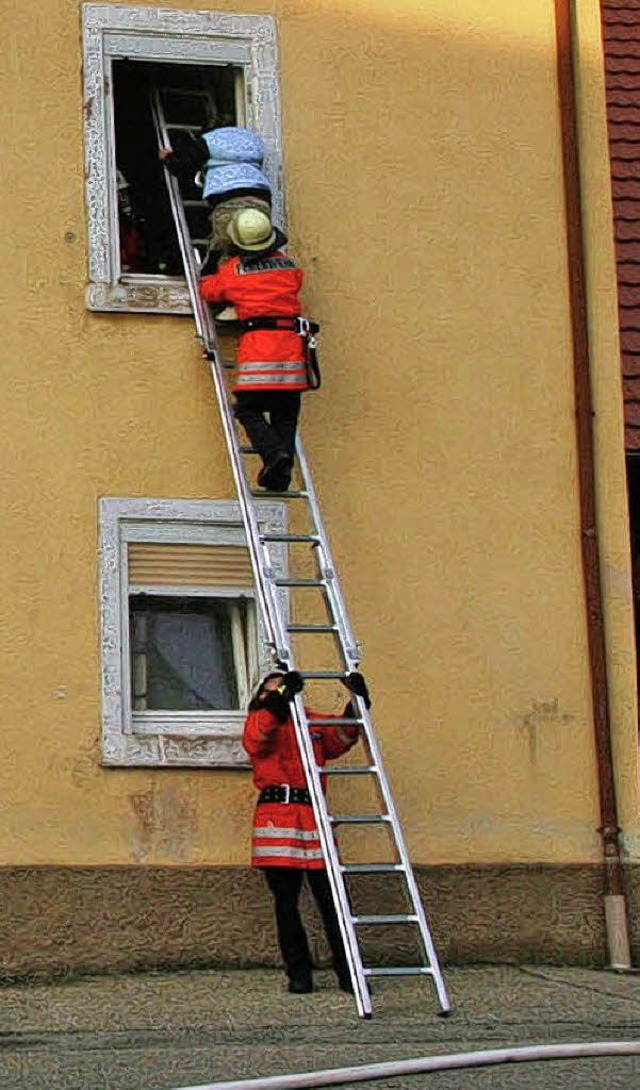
99;498;287;767
82;5;283;314
113;60;243;278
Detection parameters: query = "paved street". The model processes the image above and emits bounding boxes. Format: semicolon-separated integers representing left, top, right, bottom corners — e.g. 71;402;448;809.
1;965;640;1089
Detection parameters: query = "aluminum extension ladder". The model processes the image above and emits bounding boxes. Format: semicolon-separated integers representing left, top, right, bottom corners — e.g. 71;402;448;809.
152;89;450;1020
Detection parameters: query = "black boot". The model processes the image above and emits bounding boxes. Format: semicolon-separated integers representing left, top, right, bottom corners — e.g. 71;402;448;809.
257;450;293;492
335;961;354;993
288;973;313;994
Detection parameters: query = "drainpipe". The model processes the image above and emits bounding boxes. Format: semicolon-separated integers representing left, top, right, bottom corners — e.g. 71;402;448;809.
554;0;631;968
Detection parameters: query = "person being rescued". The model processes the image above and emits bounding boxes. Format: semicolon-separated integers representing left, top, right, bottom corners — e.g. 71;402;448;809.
242;667;371;995
199;208;320;493
159;113;272;276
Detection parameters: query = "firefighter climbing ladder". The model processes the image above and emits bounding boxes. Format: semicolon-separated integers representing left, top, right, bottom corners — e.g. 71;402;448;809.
152;89;450;1021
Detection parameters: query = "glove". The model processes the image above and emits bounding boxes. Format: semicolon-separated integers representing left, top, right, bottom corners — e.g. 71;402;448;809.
279;670;304;701
261;690;291;724
162;131;208;176
342;671;371;710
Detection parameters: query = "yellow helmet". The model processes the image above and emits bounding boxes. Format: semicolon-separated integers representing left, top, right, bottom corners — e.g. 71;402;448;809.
228;208;276;252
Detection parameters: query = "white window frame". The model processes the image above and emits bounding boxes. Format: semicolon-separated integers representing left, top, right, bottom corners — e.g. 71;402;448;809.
99;497;287;767
82;4;283;314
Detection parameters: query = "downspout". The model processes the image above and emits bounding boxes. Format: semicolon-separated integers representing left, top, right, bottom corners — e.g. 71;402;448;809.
554;0;631;968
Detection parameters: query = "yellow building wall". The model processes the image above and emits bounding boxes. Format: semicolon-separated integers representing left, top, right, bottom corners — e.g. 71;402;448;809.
0;0;636;868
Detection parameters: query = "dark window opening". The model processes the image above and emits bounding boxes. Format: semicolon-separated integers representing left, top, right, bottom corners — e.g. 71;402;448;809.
113;59;240;277
129;594;255;712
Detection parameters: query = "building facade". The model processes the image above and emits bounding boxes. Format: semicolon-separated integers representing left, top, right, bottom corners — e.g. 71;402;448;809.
0;0;638;977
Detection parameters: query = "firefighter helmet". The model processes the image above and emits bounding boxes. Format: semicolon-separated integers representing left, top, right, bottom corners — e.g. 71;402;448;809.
228;208;276;253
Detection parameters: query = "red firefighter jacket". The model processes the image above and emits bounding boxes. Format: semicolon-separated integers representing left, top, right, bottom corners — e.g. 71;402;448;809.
199;253;310;394
242;705;359;869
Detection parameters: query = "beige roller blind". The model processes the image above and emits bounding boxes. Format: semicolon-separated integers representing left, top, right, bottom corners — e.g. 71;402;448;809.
128;543;254;587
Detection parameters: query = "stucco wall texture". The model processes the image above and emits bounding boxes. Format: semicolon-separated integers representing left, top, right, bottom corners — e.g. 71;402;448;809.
0;0;637;875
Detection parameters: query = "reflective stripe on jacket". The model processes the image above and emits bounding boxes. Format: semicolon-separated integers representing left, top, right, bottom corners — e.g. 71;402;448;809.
251;803;324;868
200;253;309;393
242;706;359;869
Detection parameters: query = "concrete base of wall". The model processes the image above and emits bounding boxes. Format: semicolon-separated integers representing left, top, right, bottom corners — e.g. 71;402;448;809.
1;863;637;982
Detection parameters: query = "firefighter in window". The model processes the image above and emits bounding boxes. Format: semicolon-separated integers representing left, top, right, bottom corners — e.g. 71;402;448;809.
117;169;146;274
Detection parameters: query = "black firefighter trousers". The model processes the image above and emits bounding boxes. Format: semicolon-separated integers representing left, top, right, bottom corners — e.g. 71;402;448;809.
234;391;301;463
263;866;351;987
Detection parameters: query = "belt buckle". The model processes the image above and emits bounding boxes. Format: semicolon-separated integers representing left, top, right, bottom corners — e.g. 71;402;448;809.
280;783;291;804
296;316;310;337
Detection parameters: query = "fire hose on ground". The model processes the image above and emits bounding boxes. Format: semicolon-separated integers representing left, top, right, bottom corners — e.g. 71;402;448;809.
172;1040;640;1090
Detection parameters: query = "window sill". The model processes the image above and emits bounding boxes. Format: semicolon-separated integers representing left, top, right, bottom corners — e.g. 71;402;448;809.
103;723;250;768
131;710;246;736
87;276;192;315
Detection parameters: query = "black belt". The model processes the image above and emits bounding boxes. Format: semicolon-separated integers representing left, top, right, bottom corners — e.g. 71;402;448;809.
239;316;320;335
258;785;312;805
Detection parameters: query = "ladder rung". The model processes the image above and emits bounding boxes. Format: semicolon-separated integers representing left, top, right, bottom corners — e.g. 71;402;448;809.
274;578;324;587
182;200;208;209
341;863;405;874
165;122;201;131
250;489;308;499
299;670;348;679
261;533;319;543
353;914;419;925
329;814;390;825
305;717;361;726
239;446;260;454
364;966;436;979
287;624;338;633
321;765;377;775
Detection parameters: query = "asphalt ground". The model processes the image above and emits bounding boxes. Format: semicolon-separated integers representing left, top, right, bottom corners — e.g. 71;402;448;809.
1;965;640;1090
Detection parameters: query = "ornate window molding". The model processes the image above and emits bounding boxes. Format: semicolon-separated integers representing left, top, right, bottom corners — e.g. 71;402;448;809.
82;4;283;314
99;497;286;767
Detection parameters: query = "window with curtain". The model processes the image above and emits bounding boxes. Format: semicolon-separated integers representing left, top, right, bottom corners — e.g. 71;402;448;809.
99;498;286;767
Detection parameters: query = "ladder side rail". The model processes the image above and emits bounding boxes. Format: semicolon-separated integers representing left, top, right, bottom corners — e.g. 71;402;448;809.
290;693;373;1018
293;439;360;664
353;699;451;1011
278;441;375;1010
151;91;289;662
297;433;449;1009
151;91;211;346
200;349;293;662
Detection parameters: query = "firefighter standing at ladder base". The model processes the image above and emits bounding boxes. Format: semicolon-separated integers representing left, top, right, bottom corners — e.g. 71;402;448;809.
199;208;320;493
243;669;371;994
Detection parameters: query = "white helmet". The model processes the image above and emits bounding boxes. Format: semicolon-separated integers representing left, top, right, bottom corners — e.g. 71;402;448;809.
228;208;276;252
